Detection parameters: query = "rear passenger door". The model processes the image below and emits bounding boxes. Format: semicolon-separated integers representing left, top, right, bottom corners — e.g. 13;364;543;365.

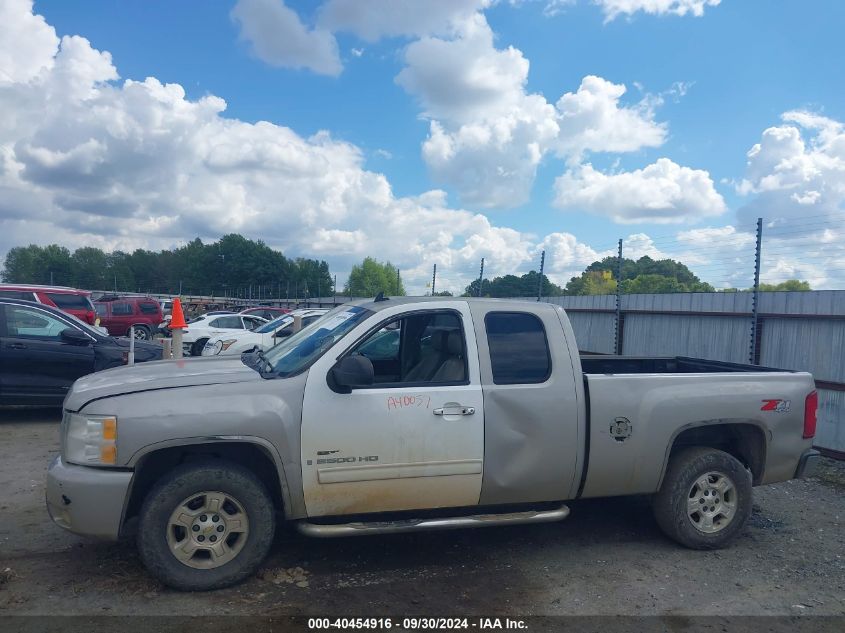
0;304;95;404
474;308;582;504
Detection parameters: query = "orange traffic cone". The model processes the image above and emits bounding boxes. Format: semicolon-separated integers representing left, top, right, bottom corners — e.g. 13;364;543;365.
169;297;187;330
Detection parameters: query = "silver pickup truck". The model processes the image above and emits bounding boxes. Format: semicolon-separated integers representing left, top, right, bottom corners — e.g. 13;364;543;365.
46;297;820;590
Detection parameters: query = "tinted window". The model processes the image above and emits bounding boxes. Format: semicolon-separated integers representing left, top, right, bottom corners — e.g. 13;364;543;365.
1;290;30;300
4;306;75;339
111;302;132;315
210;316;243;329
485;312;551;385
47;293;91;310
94;304;108;316
0;290;36;300
139;302;159;314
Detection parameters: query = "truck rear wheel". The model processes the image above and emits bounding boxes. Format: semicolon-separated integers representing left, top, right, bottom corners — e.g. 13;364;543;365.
653;447;751;549
137;461;275;590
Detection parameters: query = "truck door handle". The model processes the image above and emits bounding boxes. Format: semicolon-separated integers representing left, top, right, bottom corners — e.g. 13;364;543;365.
6;342;27;349
433;406;475;416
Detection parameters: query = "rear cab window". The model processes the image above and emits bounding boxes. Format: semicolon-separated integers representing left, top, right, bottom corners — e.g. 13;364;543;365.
484;311;551;384
139;301;159;314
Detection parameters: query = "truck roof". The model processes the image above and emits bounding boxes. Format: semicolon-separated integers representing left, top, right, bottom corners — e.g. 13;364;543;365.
347;296;560;313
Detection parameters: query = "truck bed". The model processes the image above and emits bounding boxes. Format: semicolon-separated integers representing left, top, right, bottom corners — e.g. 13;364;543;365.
579;355;793;375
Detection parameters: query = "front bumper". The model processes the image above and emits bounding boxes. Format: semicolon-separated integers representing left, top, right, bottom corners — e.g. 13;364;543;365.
794;448;820;479
46;455;133;540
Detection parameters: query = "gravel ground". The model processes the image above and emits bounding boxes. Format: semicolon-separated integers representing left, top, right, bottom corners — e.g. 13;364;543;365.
1;407;844;618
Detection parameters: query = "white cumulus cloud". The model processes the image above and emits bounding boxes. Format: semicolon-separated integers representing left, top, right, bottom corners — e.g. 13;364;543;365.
319;0;490;41
553;158;726;223
231;0;341;76
595;0;721;22
397;13;670;208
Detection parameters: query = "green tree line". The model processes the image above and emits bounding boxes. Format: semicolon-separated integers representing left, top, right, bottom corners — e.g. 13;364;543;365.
1;235;334;299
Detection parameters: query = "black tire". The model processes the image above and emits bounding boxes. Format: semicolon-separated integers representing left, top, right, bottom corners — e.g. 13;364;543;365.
130;325;151;340
137;461;276;591
191;338;208;357
653;447;752;550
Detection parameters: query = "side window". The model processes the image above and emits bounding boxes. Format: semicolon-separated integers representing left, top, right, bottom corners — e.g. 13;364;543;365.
210;316;243;329
349;311;467;385
111;302;132;315
243;316;263;330
138;302;159;314
485;312;551;385
301;315;322;327
5;306;72;339
0;290;36;300
94;304;108;317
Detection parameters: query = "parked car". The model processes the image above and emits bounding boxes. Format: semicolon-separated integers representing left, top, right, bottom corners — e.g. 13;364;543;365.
0;298;162;406
0;284;97;324
201;309;328;356
94;295;163;340
47;297;818;591
181;313;267;356
239;306;291;320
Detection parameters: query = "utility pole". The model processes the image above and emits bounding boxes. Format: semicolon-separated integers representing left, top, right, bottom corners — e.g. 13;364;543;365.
615;239;623;355
396;267;401;295
334;274;337;305
749;217;763;365
50;271;54;285
537;250;545;302
431;264;437;296
477;258;484;297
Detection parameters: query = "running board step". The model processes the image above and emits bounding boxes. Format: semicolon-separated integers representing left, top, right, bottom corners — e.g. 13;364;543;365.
297;504;570;538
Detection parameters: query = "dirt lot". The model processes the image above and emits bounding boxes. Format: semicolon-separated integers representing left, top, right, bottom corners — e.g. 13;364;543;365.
1;407;844;618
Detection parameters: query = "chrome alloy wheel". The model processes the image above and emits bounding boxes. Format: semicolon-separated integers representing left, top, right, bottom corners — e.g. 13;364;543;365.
686;471;738;534
166;491;250;569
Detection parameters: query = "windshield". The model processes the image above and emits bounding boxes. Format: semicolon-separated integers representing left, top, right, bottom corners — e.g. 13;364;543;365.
255;314;293;334
261;305;373;377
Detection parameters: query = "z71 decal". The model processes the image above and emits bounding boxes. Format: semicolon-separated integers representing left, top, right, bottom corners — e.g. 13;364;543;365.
761;399;791;413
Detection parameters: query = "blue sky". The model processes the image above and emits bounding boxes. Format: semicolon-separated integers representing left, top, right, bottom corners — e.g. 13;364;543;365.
2;0;845;292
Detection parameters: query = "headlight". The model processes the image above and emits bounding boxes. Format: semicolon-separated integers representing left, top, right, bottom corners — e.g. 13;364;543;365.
64;413;118;466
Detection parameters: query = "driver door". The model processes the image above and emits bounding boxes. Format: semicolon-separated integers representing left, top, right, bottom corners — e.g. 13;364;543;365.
301;302;484;517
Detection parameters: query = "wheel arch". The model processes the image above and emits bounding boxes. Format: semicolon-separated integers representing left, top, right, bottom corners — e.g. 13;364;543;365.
658;419;768;489
123;438;292;532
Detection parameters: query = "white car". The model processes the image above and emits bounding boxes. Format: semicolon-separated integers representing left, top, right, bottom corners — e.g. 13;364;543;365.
181;313;267;356
201;309;328;357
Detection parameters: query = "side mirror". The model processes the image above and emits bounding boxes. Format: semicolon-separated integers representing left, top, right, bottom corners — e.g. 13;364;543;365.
330;355;374;392
60;328;91;345
274;328;293;338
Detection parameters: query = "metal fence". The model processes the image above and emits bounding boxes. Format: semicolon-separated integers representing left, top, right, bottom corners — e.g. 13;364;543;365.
531;291;845;457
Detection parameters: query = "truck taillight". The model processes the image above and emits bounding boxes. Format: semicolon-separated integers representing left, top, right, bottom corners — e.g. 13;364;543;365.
803;391;818;439
86;310;96;324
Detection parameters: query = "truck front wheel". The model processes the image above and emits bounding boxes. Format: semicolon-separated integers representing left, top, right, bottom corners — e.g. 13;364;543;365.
137;461;275;590
653;447;752;550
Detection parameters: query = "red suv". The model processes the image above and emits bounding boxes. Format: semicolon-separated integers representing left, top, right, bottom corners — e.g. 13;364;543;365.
94;295;163;340
0;284;97;324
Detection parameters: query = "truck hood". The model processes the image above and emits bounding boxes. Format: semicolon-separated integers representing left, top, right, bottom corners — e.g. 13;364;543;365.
65;356;260;411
